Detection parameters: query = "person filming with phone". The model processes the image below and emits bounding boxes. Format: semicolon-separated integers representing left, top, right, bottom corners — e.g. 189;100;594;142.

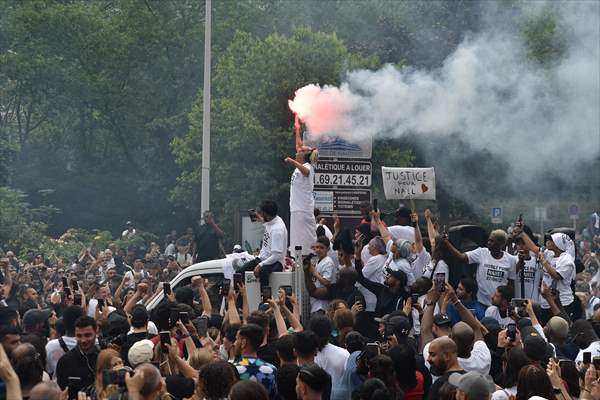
238;200;288;288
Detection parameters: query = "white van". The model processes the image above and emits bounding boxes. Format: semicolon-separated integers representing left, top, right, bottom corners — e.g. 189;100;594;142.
145;256;309;322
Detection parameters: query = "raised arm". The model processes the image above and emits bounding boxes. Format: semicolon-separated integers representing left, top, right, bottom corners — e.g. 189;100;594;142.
124;283;147;314
424;209;438;252
412;213;424;254
238;282;250;322
227;286;241;326
372;211;391;244
267;298;288;338
420;288;440;352
442;237;469;264
284;157;310;176
196;277;212;317
446;284;487;341
166;343;198;380
279;289;303;332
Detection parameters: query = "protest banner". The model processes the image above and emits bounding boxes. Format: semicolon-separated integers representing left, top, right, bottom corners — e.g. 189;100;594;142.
382;167;436;200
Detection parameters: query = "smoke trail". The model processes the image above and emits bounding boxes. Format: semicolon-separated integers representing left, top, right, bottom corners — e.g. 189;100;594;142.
289;1;599;193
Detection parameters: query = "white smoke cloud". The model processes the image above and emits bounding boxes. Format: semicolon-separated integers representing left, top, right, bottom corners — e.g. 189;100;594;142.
303;1;600;191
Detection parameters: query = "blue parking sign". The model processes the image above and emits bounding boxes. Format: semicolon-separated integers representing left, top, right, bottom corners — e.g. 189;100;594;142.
491;207;502;224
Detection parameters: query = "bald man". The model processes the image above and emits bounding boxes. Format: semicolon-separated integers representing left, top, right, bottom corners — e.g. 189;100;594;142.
451;321;491;375
426;337;466;400
126;362;163;400
29;382;62;400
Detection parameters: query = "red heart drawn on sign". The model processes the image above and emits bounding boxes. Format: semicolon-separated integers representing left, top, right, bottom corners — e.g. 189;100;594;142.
421;184;429;193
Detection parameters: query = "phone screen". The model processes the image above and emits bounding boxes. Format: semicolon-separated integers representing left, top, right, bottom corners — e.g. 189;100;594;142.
220;279;231;295
233;273;243;288
159;331;171;352
584;352;592;364
434;273;446;292
163;282;171;296
71;279;79;291
280;285;292;296
96;298;105;308
179;312;189;324
262;286;272;300
61;277;69;288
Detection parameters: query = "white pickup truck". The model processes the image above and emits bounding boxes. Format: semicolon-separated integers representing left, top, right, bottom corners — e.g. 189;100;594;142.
145;255;309;321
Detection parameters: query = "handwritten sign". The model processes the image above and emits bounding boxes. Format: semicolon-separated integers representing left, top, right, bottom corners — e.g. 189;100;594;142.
382;167;436;200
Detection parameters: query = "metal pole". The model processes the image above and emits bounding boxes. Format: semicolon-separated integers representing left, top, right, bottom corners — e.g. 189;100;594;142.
201;0;212;216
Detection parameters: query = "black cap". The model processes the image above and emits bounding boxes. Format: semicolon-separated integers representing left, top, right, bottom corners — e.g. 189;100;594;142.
395;206;411;219
523;332;552;363
433;313;452;327
385;315;411;337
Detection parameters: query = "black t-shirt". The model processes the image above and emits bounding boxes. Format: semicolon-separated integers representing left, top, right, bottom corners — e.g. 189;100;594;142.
258;342;279;367
427;370;466;400
195;224;221;262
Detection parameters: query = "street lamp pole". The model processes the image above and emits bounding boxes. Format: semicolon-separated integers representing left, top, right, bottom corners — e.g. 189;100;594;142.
201;0;212;216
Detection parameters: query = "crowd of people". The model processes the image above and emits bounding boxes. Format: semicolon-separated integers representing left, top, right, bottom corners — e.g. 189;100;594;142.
0;145;599;400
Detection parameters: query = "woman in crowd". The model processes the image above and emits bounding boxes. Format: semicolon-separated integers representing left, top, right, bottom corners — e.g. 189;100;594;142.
89;348;124;400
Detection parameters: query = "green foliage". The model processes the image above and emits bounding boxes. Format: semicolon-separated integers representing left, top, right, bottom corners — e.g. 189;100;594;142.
0;186;52;255
520;5;566;65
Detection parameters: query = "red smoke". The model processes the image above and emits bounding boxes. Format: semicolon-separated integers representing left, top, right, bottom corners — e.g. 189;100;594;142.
288;84;352;136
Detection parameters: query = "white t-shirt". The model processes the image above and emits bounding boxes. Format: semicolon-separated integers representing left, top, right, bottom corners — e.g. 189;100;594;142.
513;253;542;302
466;248;517;306
412;249;430;280
258;216;288;266
491;386;517;400
122;229;136;239
315;343;350;386
123;269;148;289
290;162;314;213
383;255;416;288
552;252;576;307
310;256;336;313
164;243;176;256
46;335;77;377
319;224;333;240
357;254;386;312
423;259;450;281
361;244;371;265
176;252;192;266
458;340;491;375
388;225;416;242
484;306;514;328
576;341;600;363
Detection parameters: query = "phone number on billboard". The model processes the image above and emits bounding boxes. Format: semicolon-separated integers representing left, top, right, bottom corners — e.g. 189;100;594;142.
314;173;370;187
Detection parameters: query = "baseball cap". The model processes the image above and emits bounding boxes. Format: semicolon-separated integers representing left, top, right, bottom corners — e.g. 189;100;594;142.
433;313;452;327
128;339;155;367
384;315;411;337
480;317;500;330
547;316;569;339
22;308;53;329
522;329;552;362
395;206;411;219
516;317;532;331
448;371;495;400
233;244;243;253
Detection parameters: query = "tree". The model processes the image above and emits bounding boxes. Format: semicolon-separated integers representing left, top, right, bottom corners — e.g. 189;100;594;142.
172;28;414;245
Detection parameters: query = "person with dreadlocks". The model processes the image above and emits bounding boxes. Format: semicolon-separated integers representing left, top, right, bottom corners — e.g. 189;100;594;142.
286;145;319;257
